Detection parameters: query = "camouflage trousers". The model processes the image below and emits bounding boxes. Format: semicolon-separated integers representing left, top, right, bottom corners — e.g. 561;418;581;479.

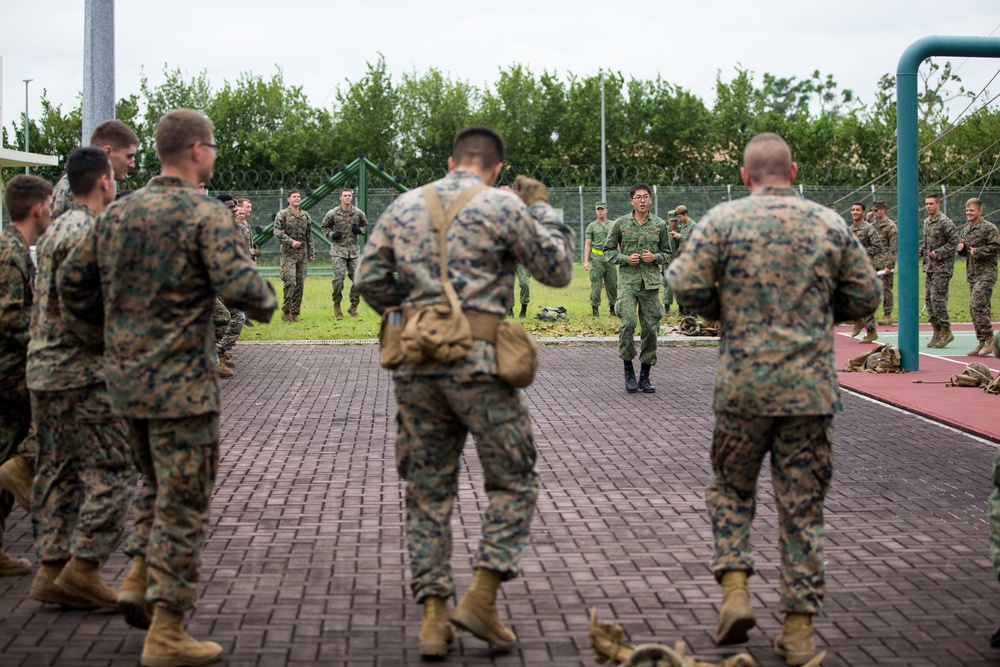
511;264;531;309
707;411;833;614
30;386;137;563
280;251;308;316
212;298;230;344
924;271;952;329
616;288;663;365
393;375;539;601
969;277;996;342
881;272;894;318
124;413;219;613
589;255;617;309
217;308;245;352
330;254;360;307
0;396;32;548
853;312;875;333
989;445;1000;581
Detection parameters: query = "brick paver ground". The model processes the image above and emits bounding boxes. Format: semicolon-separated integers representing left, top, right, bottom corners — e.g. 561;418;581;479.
1;344;998;666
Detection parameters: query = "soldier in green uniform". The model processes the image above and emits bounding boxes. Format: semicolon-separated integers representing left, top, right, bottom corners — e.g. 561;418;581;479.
584;201;617;317
59;109;276;666
669;133;880;666
356;126;573;659
604;184;672;394
0;175;52;577
847;202;883;344
666;204;695;317
320;188;367;319
26;147;138;610
956;197;1000;356
922;192;958;348
273;189;314;322
870;202;898;325
510;264;531;318
51;120;138;220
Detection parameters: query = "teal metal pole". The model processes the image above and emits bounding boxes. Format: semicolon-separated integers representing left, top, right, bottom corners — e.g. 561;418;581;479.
896;36;1000;371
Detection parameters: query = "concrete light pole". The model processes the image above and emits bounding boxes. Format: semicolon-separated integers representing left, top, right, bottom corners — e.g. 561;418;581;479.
22;79;31;174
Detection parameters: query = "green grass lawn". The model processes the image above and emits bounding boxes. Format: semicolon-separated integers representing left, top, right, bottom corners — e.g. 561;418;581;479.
239;263;998;342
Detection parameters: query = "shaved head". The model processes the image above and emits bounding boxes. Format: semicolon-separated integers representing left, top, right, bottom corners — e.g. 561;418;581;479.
742;133;795;187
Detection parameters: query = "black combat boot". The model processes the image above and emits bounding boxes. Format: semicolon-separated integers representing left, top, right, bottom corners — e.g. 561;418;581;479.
610;305;616;317
624;360;639;393
519;304;527;319
639;363;655;393
592;306;599;317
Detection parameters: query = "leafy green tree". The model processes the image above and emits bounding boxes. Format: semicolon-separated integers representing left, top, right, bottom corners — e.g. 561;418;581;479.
395;68;475;170
332;54;399;167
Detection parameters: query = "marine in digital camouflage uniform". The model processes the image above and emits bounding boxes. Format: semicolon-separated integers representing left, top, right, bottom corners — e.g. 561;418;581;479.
59;110;275;663
273;189;314;321
50;120;138;220
0;174;53;576
668;133;880;663
604;184;671;393
921;193;958;348
848;202;883;343
665;205;695;317
216;200;249;359
320;188;367;318
870;202;897;324
584;202;617;316
27;148;137;607
956;197;1000;355
356;127;573;656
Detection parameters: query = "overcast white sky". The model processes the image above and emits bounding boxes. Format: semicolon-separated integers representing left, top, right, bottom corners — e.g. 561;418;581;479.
1;0;999;142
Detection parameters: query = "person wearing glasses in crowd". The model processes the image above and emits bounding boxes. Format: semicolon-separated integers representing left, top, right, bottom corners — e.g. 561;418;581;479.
603;183;672;394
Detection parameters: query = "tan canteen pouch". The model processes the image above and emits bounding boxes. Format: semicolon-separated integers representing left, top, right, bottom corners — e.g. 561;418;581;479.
379;308;405;369
494;319;538;388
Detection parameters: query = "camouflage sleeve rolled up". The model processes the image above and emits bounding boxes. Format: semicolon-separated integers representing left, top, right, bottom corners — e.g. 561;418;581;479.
877;219;898;268
667;186;881;416
50;172;73;221
0;228;33;400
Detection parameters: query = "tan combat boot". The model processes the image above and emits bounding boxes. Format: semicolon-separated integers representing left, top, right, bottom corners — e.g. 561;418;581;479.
347;304;358;318
280;312;292;323
418;596;455;659
715;570;756;645
55;556;119;608
926;327;942;348
774;613;816;666
216;358;233;378
30;559;96;607
220;350;236;367
118;556;151;629
850;321;864;337
333;303;344;320
0;453;34;511
877;316;893;326
970;339;989;356
0;548;31;576
451;568;517;651
937;326;954;349
141;604;223;667
860;329;879;344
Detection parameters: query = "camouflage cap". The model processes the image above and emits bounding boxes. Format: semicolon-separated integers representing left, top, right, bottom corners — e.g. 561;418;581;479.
595;201;607;209
673;204;688;215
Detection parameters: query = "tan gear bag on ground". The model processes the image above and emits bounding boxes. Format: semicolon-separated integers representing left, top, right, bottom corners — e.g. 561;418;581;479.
843;343;904;373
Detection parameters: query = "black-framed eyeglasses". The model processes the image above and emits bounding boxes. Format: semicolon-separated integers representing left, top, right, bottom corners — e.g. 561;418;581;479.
189;141;219;152
632;195;651;201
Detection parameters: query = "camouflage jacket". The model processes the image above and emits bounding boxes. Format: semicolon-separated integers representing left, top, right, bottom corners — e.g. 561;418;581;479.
0;226;33;402
26;205;105;392
667;186;881;416
273;207;314;258
922;213;958;275
236;219;253;254
320;205;367;258
603;211;672;290
958;218;1000;283
585;219;613;257
58;176;277;419
871;217;897;270
356;169;574;378
50;172;73;221
851;220;884;264
669;220;695;259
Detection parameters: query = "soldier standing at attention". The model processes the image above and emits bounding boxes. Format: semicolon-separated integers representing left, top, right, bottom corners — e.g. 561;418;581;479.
320;188;367;319
871;202;898;325
584;201;617;317
25;148;138;609
667;204;695;317
59;108;276;666
273;189;314;322
51;120;138;220
668;133;880;666
603;183;671;394
956;197;1000;356
356;126;573;659
509;264;531;318
922;192;958;348
847;202;883;344
0;175;52;576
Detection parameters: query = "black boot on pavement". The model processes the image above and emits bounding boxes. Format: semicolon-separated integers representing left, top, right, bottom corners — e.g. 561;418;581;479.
638;363;655;393
624;361;639;394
